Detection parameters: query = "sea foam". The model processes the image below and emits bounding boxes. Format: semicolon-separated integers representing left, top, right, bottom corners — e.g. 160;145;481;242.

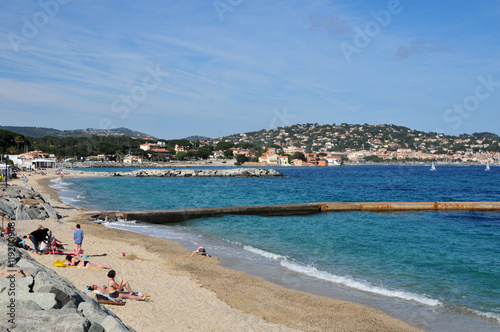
243;244;441;307
279;260;441;307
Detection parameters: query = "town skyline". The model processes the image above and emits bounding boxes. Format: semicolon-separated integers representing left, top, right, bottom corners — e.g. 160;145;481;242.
2;123;498;166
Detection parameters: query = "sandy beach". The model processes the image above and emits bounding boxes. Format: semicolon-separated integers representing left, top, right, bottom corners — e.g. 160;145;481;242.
6;171;422;331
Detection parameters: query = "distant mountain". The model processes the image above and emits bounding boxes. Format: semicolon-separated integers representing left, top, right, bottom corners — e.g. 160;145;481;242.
0;126;155;139
183;135;212;141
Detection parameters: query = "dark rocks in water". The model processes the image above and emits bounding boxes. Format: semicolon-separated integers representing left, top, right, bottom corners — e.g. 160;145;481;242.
107;168;284;178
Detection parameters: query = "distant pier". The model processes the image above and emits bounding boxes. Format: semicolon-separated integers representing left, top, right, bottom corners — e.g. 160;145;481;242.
95;201;500;224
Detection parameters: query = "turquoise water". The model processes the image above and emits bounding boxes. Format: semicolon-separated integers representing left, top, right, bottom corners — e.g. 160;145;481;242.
53;165;500;330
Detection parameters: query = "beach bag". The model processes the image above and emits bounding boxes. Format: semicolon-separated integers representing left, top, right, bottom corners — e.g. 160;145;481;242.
53;259;66;267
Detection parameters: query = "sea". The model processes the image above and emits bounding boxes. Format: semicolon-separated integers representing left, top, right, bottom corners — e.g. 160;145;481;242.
50;165;500;331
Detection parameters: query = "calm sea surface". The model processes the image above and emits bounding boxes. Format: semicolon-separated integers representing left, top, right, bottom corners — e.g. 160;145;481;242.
51;165;500;331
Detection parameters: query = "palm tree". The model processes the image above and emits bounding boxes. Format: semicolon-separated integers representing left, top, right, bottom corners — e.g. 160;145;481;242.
14;136;23;153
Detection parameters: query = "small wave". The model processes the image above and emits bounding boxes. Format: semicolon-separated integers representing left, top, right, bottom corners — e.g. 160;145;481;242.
280;260;441;307
243;245;286;260
59;195;81;203
49;178;70;189
471;310;500;323
103;219;156;230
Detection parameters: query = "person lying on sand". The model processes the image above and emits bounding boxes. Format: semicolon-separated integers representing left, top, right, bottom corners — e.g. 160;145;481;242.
191;246;210;257
65;255;111;269
87;284;147;301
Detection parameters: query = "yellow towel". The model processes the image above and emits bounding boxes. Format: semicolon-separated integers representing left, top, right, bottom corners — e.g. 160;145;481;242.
53;259;66;267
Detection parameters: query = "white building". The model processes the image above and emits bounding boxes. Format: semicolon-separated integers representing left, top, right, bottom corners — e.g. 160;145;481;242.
31;158;57;169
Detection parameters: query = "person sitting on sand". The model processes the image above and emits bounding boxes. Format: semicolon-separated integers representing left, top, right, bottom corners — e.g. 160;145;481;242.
107;270;147;300
191;246;210;257
65;255;111;269
107;270;140;294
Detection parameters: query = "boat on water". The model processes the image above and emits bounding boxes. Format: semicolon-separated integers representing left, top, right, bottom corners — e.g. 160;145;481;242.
430;162;436;171
485;162;490;171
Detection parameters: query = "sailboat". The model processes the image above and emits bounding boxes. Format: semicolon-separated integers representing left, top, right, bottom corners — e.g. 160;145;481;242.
485;161;491;171
430;162;436;171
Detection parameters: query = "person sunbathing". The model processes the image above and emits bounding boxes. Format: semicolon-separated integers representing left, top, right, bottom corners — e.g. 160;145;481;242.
65;255;111;269
87;284;147;301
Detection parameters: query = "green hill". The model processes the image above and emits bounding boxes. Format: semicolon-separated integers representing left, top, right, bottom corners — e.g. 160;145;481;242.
0;126;155;139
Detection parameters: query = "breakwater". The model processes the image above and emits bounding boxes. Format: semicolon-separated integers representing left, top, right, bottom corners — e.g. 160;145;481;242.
97;201;500;224
72;168;283;177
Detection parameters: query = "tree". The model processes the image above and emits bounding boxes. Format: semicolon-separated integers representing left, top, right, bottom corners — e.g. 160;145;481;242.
175;152;187;160
291;152;306;161
216;141;234;151
223;148;233;158
14;136;23;153
235;154;247;165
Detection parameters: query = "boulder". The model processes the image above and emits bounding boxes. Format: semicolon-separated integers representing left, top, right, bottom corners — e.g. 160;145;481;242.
0;200;15;219
41;203;61;219
15;205;31;220
4;309;90;332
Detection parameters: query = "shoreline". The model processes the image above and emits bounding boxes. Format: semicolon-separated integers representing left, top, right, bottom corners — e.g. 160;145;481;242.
8;172;422;331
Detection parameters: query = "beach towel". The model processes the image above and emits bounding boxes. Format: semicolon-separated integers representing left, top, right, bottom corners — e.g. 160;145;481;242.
52;259;66;267
84;287;125;305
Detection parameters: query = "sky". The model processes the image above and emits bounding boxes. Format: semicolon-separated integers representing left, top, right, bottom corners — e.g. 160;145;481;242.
1;0;499;139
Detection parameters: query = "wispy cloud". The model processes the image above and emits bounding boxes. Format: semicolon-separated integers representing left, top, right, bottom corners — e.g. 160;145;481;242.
395;40;452;60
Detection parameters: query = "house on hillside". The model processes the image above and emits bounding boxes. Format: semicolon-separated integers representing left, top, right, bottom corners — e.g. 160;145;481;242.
123;155;142;164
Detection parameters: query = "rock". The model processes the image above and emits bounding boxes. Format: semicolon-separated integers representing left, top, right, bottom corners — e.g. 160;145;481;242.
33;269;86;308
101;315;132;332
4;309;90;332
26;206;47;220
103;168;284;177
16;292;58;310
0;275;34;296
14;257;40;276
15;205;31;220
3;197;22;210
22;300;43;311
88;322;105;332
41;203;61;219
0;200;15;219
0;238;134;331
78;301;121;330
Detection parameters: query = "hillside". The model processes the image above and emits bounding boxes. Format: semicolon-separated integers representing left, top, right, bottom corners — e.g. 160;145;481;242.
0;126;155;139
217;123;500;154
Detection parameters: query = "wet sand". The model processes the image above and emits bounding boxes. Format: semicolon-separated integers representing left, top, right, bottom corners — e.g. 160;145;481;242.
8;172;421;331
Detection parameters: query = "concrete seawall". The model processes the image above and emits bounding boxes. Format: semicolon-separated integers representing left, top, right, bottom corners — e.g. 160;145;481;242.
96;201;500;224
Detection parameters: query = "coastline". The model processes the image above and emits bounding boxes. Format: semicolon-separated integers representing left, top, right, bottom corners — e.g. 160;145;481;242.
8;172;421;331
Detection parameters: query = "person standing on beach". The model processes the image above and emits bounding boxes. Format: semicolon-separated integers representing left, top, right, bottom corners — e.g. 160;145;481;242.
73;224;84;256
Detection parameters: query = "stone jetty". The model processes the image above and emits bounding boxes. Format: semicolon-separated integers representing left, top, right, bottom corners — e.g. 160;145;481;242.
0;238;133;331
71;168;284;177
100;201;500;224
0;185;62;221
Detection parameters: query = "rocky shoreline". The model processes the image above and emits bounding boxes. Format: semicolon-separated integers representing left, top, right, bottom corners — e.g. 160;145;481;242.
0;238;133;331
0;185;62;221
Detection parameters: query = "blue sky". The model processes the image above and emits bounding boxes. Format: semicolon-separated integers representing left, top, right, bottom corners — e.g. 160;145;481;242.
1;0;499;139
